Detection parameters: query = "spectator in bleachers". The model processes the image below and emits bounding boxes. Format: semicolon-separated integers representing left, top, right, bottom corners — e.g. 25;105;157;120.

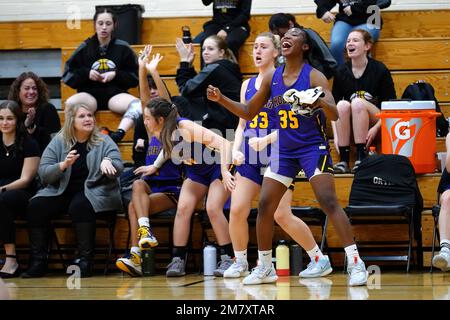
268;13;337;79
0;101;40;278
433;133;450;272
116;47;184;277
8;72;61;153
175;35;242;138
62;8;140;143
314;0;382;65
332;29;396;173
193;0;252;62
22;103;123;278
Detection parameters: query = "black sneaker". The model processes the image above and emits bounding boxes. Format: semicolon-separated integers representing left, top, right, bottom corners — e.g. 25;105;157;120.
110;129;126;143
351;160;362;173
333;161;350;174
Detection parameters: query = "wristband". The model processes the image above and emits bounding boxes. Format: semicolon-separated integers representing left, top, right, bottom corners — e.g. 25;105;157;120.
153;150;166;169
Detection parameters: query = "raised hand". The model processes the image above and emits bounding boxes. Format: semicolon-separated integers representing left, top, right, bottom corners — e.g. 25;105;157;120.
175;38;195;64
138;45;152;68
24;107;36;128
146;52;164;75
206;85;222;102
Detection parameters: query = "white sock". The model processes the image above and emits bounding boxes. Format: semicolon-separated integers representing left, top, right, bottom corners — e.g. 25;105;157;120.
130;246;141;256
234;250;247;264
440;239;450;253
258;250;272;268
344;244;360;265
138;217;150;228
306;245;325;261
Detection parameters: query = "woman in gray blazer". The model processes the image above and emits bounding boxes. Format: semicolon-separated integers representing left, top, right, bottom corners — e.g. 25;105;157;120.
22;103;123;278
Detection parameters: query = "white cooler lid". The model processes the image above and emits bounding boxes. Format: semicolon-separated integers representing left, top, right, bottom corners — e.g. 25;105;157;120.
381;100;436;110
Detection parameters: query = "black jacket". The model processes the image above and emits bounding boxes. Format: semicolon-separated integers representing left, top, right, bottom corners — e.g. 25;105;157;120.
304;28;337;79
202;0;251;33
62;36;138;95
314;0;380;27
31;102;61;153
176;59;242;137
132;115;149;167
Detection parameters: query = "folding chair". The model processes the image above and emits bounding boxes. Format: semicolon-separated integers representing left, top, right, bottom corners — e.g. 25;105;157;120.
51;212;117;275
343;154;423;272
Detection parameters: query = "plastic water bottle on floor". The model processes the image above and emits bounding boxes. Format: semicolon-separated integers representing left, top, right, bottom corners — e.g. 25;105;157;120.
276;240;290;276
203;243;216;276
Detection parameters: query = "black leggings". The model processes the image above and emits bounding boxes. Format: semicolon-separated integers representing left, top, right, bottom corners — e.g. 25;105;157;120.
193;24;249;60
0;189;32;244
27;191;96;228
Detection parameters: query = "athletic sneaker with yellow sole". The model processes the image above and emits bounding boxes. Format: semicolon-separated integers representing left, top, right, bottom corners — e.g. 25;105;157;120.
138;226;158;249
116;252;142;277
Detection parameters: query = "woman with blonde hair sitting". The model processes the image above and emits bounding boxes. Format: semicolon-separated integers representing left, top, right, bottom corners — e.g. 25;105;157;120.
23;103;123;278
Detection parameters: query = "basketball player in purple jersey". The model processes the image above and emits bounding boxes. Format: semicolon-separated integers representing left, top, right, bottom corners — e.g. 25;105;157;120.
207;27;368;286
225;32;333;281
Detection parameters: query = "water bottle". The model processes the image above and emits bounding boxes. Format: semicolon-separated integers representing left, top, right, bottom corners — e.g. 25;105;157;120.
182;26;192;44
203;243;216;276
275;240;290;276
142;248;155;276
368;146;377;156
290;243;303;276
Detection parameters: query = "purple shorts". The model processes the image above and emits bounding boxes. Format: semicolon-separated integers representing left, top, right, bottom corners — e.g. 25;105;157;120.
185;163;221;186
237;163;265;185
269;146;333;181
144;181;182;203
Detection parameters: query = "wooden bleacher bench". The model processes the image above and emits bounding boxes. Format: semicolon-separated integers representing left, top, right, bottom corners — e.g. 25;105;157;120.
60;36;450;107
61;37;450;75
2;10;450;50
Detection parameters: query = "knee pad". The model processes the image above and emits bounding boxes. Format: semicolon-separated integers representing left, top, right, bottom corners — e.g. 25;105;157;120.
123;99;142;122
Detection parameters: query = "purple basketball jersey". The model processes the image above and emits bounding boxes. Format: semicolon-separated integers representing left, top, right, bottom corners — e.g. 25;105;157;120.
270;64;328;158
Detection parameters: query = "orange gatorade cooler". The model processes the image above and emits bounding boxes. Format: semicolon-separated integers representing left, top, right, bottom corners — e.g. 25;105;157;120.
377;101;440;173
